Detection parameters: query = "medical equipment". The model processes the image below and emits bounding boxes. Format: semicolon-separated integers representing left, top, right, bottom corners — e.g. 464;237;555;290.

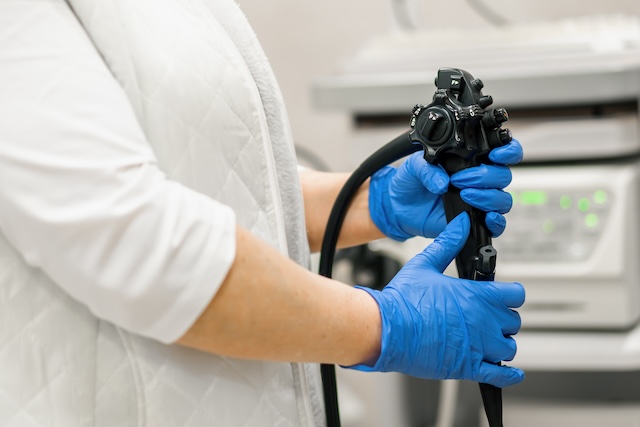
409;67;515;427
313;14;640;332
313;13;640;426
319;68;514;427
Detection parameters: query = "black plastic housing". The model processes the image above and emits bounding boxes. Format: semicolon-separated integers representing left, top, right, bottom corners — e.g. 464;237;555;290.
409;67;512;279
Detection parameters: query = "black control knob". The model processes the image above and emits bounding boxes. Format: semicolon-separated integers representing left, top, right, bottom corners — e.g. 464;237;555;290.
486;127;513;148
482;108;509;128
471;79;484;91
478;95;493;108
498;128;512;144
495;108;508;124
421;108;450;143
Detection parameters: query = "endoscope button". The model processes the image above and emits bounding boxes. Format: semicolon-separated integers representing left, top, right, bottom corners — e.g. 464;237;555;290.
421;110;449;142
471;79;484;90
478;95;493;108
498;128;513;144
494;108;509;124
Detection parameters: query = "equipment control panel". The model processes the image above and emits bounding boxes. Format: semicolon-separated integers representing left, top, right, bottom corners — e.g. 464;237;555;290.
491;162;640;329
495;188;612;262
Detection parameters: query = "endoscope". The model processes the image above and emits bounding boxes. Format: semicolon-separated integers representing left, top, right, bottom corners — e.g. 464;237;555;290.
319;67;513;427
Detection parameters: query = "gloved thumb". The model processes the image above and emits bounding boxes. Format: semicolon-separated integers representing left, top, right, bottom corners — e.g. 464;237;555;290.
417;212;470;273
404;152;450;194
476;363;525;388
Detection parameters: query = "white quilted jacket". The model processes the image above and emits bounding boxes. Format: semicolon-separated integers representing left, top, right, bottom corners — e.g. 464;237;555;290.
0;0;324;425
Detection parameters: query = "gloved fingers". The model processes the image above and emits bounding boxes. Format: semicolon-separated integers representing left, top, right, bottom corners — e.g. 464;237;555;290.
501;337;518;362
485;212;506;237
369;166;410;242
488;138;524;165
476;363;525;388
415;212;470;273
484;335;518;363
489;281;526;308
425;206;447;237
400;152;449;194
450;164;512;189
499;309;522;336
460;188;512;214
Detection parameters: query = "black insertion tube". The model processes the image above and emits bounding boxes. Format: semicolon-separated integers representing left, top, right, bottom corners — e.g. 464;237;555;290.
480;381;503;427
475;249;503;427
318;131;420;427
443;189;503;427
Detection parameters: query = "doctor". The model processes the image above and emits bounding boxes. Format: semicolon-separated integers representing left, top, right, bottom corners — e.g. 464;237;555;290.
0;0;524;426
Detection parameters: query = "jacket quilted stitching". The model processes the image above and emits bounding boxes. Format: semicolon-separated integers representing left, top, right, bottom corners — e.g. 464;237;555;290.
0;0;324;425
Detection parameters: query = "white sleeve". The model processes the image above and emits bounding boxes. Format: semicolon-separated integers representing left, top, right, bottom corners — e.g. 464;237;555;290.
0;0;236;343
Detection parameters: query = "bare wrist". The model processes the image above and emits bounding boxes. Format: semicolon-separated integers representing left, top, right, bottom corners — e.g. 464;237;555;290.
350;287;382;366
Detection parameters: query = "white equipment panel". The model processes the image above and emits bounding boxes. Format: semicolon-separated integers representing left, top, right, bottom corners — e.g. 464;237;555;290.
313;15;640;113
495;163;640;329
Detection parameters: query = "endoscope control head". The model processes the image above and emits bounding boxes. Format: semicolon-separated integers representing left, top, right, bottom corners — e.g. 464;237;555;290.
409;68;512;174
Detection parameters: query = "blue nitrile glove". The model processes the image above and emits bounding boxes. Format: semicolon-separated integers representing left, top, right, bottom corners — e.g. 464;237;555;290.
369;139;523;240
347;213;525;388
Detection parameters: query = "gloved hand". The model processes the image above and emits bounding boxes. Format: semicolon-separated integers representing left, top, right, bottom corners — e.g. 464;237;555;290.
369;139;523;240
347;213;525;388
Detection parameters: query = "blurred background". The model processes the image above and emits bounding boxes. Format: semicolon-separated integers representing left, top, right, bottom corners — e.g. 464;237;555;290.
236;1;640;426
237;0;640;171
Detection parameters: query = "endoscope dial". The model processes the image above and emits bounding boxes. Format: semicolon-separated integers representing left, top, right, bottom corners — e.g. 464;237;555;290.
409;104;457;162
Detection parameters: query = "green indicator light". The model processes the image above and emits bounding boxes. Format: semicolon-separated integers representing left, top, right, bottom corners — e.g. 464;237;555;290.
542;220;556;234
559;195;572;210
578;198;590;212
594;190;607;204
520;191;548;206
585;213;599;228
